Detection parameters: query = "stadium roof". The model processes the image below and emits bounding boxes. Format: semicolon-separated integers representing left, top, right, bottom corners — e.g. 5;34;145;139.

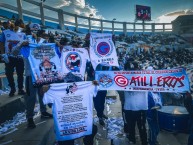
172;14;193;23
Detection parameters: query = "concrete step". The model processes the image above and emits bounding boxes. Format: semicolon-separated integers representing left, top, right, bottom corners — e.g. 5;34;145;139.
0;117;54;145
0;94;25;124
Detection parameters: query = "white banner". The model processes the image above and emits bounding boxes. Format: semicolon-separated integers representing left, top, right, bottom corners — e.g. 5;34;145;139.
95;68;190;92
90;33;119;70
43;81;97;141
61;47;90;80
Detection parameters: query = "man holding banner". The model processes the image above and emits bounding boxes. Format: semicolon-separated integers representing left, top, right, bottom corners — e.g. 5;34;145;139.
95;57;190;145
89;33;120;126
123;61;148;145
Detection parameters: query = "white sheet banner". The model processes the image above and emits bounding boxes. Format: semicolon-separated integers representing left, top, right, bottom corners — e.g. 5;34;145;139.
90;33;119;70
43;81;97;141
95;68;190;92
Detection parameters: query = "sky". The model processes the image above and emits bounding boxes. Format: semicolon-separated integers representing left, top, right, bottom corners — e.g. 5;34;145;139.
1;0;193;24
39;0;193;23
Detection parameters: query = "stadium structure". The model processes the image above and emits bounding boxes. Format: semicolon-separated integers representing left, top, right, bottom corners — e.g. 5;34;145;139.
0;0;174;35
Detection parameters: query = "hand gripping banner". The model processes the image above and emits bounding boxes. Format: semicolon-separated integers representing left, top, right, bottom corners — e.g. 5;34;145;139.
95;68;190;92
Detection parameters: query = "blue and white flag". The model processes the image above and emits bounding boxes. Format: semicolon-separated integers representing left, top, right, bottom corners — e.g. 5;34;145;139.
90;33;119;70
95;68;190;92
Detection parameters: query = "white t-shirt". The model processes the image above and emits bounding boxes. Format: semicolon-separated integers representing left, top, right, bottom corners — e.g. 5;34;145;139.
43;81;97;141
61;47;90;80
124;91;148;111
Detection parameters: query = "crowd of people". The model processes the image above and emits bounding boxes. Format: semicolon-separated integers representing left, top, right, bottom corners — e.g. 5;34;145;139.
0;17;193;145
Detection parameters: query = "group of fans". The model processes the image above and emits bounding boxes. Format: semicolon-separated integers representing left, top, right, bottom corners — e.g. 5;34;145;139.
0;18;193;145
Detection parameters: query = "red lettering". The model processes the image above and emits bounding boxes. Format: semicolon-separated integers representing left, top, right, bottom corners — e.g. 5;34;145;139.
150;76;153;86
156;76;185;88
157;76;163;86
130;76;153;87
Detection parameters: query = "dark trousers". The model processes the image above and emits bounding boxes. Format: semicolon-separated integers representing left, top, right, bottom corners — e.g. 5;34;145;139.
25;76;46;119
93;90;107;118
58;124;98;145
124;110;148;145
117;91;128;133
188;117;193;145
5;57;24;91
147;119;160;145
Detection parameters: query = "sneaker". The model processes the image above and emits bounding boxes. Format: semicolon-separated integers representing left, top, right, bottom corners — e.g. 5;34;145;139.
27;118;36;129
102;114;108;119
41;112;53;118
18;90;26;95
99;118;105;126
9;89;16;97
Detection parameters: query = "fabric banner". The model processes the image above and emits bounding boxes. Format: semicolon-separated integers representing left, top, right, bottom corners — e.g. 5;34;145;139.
95;68;190;92
43;81;97;141
90;33;119;70
22;43;64;86
61;47;90;80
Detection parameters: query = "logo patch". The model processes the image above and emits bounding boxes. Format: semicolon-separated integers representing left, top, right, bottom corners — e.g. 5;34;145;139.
114;75;128;87
98;74;113;88
97;42;110;56
66;83;78;94
94;41;113;58
65;52;81;73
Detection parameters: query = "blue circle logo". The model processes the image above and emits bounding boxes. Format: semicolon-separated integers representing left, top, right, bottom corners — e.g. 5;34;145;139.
97;42;110;56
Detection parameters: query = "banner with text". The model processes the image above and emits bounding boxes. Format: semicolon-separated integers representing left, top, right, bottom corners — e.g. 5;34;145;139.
21;43;64;87
90;33;119;70
43;82;97;141
95;68;190;92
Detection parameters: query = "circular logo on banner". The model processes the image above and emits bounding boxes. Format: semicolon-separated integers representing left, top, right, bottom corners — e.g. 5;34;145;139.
65;52;81;73
98;74;113;88
97;42;110;56
114;75;129;87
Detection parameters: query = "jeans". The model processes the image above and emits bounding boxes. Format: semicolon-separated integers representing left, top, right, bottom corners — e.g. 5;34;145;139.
24;76;46;119
147;119;160;145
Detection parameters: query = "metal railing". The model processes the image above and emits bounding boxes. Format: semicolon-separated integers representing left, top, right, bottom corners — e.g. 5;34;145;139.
0;0;173;34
